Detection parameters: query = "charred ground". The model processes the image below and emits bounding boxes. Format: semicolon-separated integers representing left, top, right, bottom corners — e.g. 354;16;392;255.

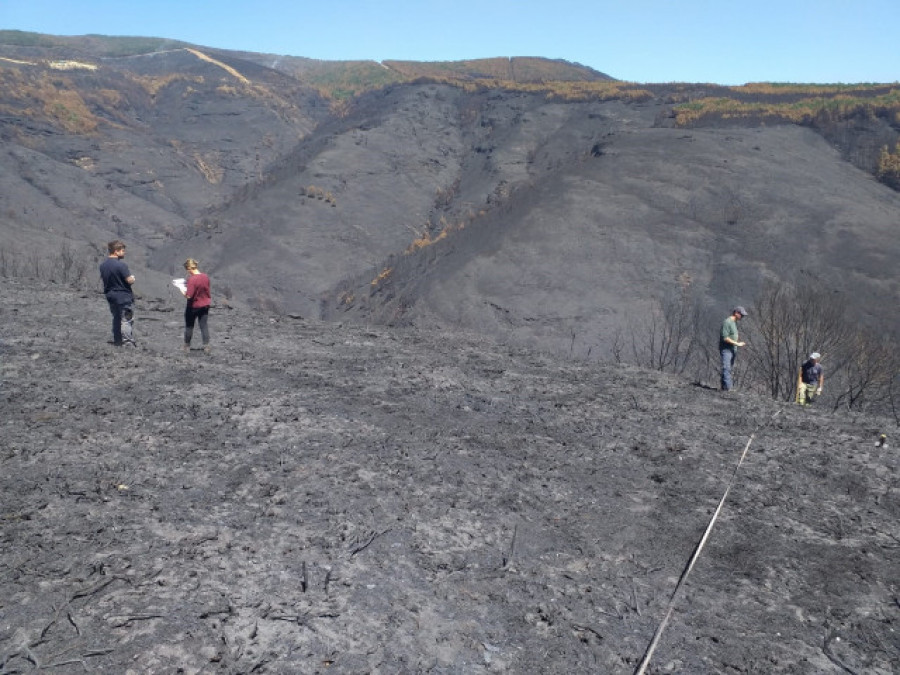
1;280;898;674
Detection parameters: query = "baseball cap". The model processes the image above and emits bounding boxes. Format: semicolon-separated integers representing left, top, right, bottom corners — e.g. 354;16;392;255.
810;352;821;360
733;306;748;317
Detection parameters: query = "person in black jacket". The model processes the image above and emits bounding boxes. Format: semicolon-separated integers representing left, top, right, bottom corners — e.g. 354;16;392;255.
98;240;136;346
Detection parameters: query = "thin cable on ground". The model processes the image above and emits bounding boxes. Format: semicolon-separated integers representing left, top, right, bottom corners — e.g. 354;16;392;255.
633;407;784;675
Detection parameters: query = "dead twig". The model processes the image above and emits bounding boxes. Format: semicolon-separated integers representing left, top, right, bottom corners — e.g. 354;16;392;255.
631;578;641;616
45;647;116;670
39;616;58;642
70;576;121;601
269;613;311;629
572;623;604;641
250;656;274;672
502;524;519;568
67;611;80;636
595;606;625;620
349;528;391;556
43;657;87;670
0;646;39;670
109;613;166;628
822;632;860;675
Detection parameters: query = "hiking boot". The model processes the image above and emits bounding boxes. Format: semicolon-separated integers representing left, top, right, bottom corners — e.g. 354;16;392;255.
182;344;190;354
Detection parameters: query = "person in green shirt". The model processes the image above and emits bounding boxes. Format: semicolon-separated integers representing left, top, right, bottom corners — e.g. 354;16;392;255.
719;306;747;391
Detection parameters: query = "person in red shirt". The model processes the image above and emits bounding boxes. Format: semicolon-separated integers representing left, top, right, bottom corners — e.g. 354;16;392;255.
180;258;211;353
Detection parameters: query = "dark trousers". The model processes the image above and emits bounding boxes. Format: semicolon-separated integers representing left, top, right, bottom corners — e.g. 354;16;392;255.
106;295;134;345
184;305;210;346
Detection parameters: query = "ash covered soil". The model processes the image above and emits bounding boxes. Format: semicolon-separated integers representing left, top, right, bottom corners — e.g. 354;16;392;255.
1;280;898;674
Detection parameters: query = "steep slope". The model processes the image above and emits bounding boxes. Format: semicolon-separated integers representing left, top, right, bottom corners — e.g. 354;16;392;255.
0;40;328;297
323;99;900;359
148;83;472;311
0;44;327;212
152;84;626;315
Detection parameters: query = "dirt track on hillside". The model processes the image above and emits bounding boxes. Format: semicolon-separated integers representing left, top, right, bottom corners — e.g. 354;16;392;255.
2;280;898;674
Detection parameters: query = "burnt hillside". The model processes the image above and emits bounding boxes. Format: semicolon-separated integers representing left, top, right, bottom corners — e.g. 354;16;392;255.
1;32;899;366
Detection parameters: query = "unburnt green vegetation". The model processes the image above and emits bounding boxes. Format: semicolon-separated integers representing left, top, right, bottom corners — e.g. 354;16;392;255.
670;83;900;126
383;56;609;82
878;141;900;189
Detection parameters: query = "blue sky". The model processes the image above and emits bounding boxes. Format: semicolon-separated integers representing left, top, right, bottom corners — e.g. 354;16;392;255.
2;0;897;85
